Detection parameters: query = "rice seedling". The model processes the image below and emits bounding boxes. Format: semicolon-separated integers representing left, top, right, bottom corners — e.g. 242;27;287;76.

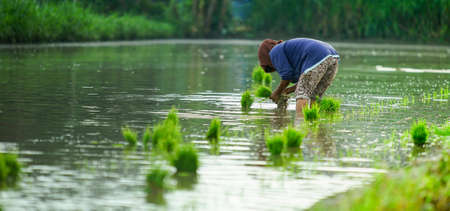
0;153;21;188
142;126;151;150
121;126;137;147
206;118;221;144
152;121;181;153
319;97;340;113
266;135;285;156
170;144;199;174
283;127;305;148
263;73;272;87
434;123;450;136
255;86;272;98
252;66;265;85
303;104;320;121
410;120;429;147
165;107;179;126
146;167;170;192
241;90;254;111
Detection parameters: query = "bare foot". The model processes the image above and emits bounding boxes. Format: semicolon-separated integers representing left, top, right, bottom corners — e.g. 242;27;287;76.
296;98;308;117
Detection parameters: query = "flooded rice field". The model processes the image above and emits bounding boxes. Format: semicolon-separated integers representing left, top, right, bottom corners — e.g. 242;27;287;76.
0;40;449;210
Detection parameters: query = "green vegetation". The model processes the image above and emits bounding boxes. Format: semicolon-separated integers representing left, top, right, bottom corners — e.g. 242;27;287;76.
241;90;254;111
0;153;21;188
152;121;181;153
319;97;340;113
303;104;320;121
252;66;265;85
142;126;151;150
410;120;429;147
170;144;199;174
146;167;170;192
121;127;137;147
434;123;450;136
263;73;272;88
311;152;449;211
283;127;304;148
255;86;272;98
165;107;179;126
266;135;285;156
0;0;174;43
206;118;221;144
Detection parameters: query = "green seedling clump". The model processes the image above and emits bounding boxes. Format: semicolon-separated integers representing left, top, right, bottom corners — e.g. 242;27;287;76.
0;153;21;188
266;135;285;156
434;123;450;136
319;97;341;113
410;120;429;146
165;107;179;126
283;127;304;148
263;73;272;87
171;145;199;174
206;118;221;144
255;86;272;98
142;126;151;150
152;121;181;153
241;90;254;110
303;104;320;121
252;66;265;85
121;127;138;147
146;167;170;192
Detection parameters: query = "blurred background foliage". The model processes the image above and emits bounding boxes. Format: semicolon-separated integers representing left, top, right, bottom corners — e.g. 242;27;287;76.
0;0;448;43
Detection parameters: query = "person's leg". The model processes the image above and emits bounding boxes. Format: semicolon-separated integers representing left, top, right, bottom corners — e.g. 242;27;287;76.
311;57;339;100
295;58;330;116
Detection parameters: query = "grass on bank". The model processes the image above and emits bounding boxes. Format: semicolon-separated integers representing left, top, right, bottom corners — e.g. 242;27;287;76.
310;152;449;211
0;0;174;43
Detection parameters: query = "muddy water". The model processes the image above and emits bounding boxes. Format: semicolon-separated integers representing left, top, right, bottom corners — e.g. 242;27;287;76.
0;40;448;210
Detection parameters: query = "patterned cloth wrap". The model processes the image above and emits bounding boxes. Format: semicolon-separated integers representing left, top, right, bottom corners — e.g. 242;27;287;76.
295;56;339;101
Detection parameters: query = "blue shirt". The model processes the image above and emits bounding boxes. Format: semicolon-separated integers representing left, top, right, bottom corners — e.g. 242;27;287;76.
269;38;339;83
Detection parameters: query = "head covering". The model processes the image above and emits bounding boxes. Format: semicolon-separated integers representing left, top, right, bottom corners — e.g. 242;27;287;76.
258;39;283;68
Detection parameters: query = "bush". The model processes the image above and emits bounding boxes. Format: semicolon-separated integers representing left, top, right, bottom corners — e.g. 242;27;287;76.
303;104;320;121
283;127;304;148
170;145;199;174
410;120;429;147
241;90;254;111
255;86;272;98
206;118;221;144
266;135;285;156
319;97;341;113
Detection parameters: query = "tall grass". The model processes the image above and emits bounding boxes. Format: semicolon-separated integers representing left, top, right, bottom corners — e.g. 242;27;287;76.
0;0;174;43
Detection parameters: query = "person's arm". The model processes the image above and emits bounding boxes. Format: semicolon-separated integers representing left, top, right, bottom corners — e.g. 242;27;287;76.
270;80;290;103
283;84;297;94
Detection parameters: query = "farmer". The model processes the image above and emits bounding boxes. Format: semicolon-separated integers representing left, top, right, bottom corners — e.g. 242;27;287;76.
257;38;339;116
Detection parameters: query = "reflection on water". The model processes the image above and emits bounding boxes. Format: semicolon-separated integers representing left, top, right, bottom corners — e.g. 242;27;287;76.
0;40;448;210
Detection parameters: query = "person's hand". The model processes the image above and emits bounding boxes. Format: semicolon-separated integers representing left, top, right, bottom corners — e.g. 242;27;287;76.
270;91;281;103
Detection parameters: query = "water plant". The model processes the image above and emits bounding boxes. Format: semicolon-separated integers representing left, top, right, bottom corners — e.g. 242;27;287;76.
0;153;21;188
434;123;450;136
206;118;221;144
152;121;181;153
146;167;170;192
241;90;254;111
121;126;137;147
319;97;340;113
252;66;265;85
410;120;429;147
170;144;199;174
255;86;272;98
283;127;305;148
303;104;320;121
263;73;272;87
165;107;179;126
266;135;285;156
142;126;151;150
